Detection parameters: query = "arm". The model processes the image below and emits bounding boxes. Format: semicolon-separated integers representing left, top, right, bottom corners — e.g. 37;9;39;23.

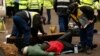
38;15;46;34
33;14;46;35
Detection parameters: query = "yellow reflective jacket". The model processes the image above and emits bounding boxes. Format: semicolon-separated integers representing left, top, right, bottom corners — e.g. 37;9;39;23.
28;0;41;10
6;0;14;7
79;0;94;9
19;0;28;10
43;0;53;9
94;1;100;10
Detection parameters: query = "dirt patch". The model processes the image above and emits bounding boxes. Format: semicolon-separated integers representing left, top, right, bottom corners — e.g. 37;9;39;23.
0;41;19;56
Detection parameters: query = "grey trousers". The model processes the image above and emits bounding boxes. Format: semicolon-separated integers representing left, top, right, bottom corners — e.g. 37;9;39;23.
57;31;74;50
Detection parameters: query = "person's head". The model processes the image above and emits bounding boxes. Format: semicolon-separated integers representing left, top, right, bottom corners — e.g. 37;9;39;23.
41;41;50;50
68;2;78;14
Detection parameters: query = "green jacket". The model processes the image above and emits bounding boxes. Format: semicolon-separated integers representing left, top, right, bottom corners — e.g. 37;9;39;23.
27;44;55;56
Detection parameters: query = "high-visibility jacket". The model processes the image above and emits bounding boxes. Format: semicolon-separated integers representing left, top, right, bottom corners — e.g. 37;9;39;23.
94;1;100;10
19;0;28;10
79;0;94;8
28;0;41;10
40;0;44;5
15;11;45;33
6;0;14;7
56;0;73;15
43;0;53;9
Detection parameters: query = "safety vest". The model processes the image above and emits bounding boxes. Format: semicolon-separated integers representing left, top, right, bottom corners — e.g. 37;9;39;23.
6;0;14;7
28;0;41;10
43;0;53;9
56;0;72;15
40;0;44;5
19;0;28;10
79;0;94;8
25;11;38;27
94;1;100;10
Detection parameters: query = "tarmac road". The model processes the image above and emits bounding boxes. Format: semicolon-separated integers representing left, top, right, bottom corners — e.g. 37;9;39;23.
0;9;100;56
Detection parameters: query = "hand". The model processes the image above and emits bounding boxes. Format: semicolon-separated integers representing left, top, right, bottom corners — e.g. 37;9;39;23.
80;26;84;29
88;20;93;23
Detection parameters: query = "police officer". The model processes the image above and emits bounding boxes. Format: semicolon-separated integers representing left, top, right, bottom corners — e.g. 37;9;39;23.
69;3;96;54
12;10;46;51
54;0;75;32
43;0;54;24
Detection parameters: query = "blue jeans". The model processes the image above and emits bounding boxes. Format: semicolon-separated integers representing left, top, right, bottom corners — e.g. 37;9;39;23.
58;15;69;32
13;16;31;45
11;25;18;36
80;24;94;47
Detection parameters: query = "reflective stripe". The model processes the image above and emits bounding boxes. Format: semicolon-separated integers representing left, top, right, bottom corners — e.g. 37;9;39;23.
25;11;30;18
19;6;27;9
28;0;40;9
57;5;68;8
80;0;93;5
43;0;53;9
57;0;70;2
81;2;93;5
19;0;28;9
6;0;14;7
24;11;38;27
94;2;100;10
29;12;38;28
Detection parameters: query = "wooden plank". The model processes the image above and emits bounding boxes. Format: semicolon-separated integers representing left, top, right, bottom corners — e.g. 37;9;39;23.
7;32;65;44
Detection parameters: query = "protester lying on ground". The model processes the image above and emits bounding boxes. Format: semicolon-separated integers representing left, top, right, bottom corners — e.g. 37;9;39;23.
22;31;74;56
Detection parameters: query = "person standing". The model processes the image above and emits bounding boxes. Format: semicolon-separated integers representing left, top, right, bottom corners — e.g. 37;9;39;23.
43;0;54;24
54;0;75;32
69;3;96;54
